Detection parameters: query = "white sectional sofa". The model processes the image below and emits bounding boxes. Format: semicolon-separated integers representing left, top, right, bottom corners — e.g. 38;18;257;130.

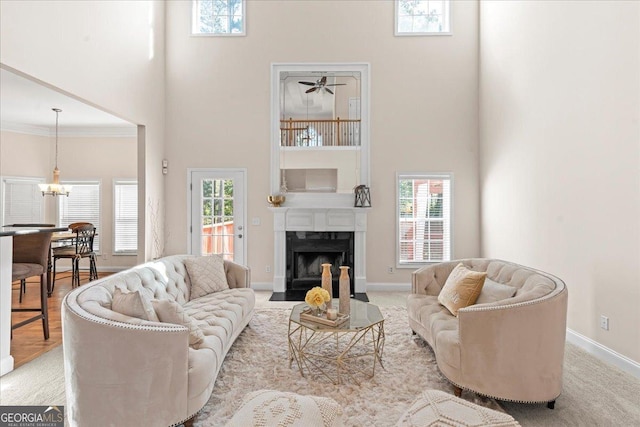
62;254;254;427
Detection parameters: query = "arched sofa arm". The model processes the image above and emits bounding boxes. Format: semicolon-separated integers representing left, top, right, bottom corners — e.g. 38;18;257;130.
62;293;191;427
454;286;568;403
223;260;250;289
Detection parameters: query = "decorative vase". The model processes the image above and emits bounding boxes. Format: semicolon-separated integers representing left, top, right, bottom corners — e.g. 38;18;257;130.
339;266;350;316
321;263;333;309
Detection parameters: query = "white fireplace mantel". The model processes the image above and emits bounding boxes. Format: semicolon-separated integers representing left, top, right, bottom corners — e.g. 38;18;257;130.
270;207;369;293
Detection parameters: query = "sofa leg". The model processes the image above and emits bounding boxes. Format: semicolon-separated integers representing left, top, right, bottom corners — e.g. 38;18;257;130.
547;400;555;409
453;386;462;397
183;418;195;427
411;329;416;335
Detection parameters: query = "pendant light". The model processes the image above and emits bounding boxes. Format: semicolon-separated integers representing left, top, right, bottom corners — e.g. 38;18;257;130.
39;108;71;197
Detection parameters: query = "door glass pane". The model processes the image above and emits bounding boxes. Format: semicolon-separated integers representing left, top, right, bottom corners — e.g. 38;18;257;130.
200;178;234;260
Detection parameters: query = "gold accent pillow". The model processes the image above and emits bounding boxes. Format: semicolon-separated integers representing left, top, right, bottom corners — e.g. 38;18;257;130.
438;263;487;316
152;299;205;349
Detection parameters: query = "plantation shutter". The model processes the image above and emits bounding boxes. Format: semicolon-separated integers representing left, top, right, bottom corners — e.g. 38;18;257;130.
398;174;452;265
58;181;100;251
114;180;138;254
2;177;45;225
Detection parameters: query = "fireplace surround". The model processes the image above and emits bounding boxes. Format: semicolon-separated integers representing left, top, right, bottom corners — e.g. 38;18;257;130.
270;207;368;299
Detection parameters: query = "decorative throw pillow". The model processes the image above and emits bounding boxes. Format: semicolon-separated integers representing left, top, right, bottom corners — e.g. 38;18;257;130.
184;255;229;300
438;263;487;316
111;288;160;322
475;279;517;304
151;299;205;348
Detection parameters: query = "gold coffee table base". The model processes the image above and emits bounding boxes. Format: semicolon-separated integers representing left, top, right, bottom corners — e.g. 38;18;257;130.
288;300;385;385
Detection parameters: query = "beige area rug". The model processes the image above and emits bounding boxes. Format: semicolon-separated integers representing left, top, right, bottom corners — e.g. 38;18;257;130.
0;345;66;406
194;306;502;426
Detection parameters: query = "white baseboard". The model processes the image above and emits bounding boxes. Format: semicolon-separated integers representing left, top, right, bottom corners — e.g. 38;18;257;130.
97;267;131;273
250;282;411;292
366;282;411;292
251;282;273;291
566;328;640;379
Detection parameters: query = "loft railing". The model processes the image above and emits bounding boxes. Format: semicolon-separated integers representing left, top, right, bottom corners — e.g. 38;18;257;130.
280;118;361;147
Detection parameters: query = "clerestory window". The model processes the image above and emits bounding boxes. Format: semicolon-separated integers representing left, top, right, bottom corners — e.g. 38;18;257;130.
192;0;246;36
395;0;451;36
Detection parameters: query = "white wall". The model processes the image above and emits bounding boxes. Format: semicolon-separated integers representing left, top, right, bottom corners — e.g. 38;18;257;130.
0;0;166;262
0;131;138;270
164;0;480;284
479;1;640;363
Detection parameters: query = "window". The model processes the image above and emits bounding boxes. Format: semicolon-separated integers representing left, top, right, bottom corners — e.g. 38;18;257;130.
1;177;45;225
113;180;138;255
58;181;100;251
192;0;245;35
395;0;451;35
397;173;452;266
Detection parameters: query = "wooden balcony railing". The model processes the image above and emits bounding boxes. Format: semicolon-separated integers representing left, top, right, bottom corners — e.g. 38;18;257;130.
280;118;361;147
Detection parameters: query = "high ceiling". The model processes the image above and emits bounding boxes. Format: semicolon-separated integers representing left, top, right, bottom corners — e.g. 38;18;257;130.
0;68;136;136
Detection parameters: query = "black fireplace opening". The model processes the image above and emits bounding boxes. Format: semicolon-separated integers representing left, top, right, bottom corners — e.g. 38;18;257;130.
286;231;354;298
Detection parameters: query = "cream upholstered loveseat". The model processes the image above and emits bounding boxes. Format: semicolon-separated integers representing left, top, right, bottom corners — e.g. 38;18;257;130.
61;254;254;427
408;259;568;408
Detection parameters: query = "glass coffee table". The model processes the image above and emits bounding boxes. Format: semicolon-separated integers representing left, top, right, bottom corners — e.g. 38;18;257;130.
288;298;385;385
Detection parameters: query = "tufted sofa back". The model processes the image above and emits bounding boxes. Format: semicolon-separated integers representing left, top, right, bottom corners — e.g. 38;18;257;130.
412;258;563;307
75;255;194;323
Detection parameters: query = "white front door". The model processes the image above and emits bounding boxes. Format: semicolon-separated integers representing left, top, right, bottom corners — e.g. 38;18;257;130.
188;169;246;264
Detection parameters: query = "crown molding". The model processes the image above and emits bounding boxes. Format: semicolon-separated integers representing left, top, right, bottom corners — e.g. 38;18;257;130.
1;121;137;138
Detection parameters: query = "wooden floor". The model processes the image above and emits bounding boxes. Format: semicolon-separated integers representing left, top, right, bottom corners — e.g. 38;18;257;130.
10;271;109;368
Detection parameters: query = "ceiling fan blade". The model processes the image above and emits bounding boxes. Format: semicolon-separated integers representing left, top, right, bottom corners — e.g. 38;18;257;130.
324;83;347;86
324;87;334;95
298;81;316;86
305;87;318;93
319;76;327;85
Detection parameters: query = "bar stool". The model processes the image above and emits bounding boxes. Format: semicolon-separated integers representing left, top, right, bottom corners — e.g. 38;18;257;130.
4;224;55;302
11;231;53;340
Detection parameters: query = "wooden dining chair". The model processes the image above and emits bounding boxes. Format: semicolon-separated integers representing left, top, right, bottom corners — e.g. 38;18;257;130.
52;222;98;290
12;231;53;340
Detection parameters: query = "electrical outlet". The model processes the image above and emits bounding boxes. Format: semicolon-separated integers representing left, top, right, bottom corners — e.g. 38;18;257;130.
387;266;394;274
265;265;271;273
600;315;609;331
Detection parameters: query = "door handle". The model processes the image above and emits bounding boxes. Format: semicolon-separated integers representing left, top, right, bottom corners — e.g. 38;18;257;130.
238;234;243;239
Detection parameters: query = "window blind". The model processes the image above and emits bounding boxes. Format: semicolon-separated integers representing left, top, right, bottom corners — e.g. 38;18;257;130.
2;177;45;225
397;174;452;265
59;181;100;251
114;180;137;254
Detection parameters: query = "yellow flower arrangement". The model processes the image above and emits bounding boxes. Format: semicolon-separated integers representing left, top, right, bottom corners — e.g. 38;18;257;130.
305;286;331;308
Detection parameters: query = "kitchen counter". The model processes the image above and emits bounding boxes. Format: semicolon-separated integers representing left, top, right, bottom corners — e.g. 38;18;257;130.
1;226;68;375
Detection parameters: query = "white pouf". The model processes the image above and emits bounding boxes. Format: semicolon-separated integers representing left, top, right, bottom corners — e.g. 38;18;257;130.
226;389;343;427
396;390;520;427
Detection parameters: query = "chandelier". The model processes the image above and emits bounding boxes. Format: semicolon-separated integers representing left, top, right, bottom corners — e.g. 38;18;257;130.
39;108;71;197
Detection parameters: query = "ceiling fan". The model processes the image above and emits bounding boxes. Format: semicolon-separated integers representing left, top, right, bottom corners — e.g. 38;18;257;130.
298;76;346;95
